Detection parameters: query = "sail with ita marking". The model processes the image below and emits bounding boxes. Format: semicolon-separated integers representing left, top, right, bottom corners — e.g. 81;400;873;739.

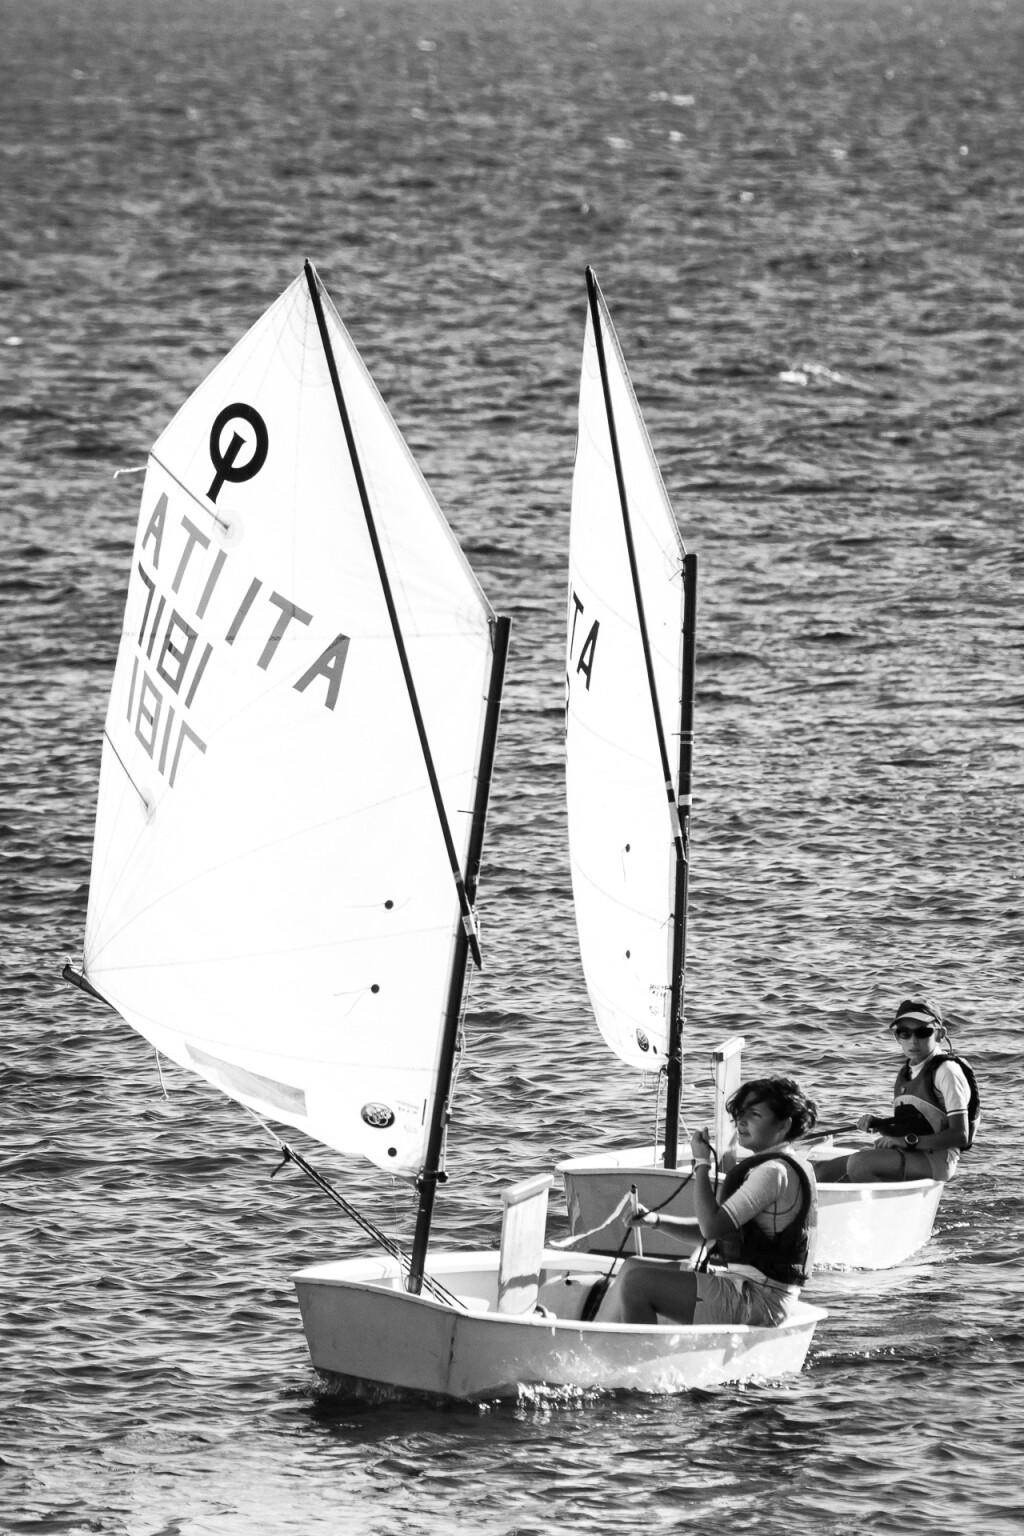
81;267;499;1175
565;272;687;1071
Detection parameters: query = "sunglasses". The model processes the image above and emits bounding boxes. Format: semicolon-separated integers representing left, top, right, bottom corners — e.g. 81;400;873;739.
892;1025;937;1040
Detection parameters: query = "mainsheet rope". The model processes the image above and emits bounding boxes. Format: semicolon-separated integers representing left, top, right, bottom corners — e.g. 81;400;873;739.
561;1160;710;1323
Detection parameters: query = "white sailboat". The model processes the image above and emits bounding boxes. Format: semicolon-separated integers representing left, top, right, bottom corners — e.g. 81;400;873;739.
557;269;943;1272
67;264;824;1402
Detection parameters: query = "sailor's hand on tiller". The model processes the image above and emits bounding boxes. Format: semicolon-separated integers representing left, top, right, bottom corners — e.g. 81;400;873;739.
855;1113;875;1133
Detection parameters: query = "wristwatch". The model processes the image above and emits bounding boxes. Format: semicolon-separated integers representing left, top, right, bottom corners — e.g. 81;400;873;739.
904;1133;919;1148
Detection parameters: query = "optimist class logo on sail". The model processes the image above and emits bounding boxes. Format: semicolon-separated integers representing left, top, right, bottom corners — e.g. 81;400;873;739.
121;403;352;794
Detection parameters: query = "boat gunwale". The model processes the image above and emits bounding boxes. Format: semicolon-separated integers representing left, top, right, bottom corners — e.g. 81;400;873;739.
292;1248;828;1335
557;1151;942;1193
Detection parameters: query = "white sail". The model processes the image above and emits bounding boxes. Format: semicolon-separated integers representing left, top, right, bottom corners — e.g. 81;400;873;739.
565;276;686;1070
83;269;498;1175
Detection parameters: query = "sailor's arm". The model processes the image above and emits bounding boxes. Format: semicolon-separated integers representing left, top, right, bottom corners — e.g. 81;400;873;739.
890;1109;969;1154
689;1161;738;1240
634;1128;737;1241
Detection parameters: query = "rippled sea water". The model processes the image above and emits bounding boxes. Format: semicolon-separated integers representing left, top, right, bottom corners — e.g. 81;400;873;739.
2;0;1022;1532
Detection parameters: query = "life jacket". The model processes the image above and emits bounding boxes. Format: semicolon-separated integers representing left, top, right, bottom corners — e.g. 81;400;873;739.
711;1150;817;1285
890;1052;980;1151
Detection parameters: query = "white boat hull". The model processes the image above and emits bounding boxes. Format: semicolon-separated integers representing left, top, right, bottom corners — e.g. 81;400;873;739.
293;1248;825;1400
559;1146;945;1270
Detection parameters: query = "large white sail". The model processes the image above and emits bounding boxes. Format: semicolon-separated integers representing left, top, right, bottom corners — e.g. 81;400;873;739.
566;276;686;1071
82;269;497;1175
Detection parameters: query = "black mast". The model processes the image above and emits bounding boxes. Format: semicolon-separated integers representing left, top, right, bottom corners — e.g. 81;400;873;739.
408;615;510;1293
304;261;511;1294
663;553;697;1167
585;266;693;1170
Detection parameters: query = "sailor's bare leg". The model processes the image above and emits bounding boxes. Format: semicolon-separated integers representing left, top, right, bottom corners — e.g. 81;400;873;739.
597;1258;698;1325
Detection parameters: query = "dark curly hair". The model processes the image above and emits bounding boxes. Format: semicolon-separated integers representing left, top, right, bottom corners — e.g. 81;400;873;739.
725;1076;819;1141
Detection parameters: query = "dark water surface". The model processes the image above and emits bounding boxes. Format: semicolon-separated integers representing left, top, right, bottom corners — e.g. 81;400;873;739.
2;0;1022;1532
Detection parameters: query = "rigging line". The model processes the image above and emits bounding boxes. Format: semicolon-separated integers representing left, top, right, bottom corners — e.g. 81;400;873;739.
689;1144;720;1273
55;995;461;1306
148;451;233;535
585;266;683;860
102;727;151;815
302;258;483;971
280;1144;465;1309
577;1166;699;1322
248;1114;466;1310
646;1169;696;1217
578;1195;637;1321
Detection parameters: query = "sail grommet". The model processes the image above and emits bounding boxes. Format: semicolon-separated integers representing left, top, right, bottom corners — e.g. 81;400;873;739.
214;514;244;549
